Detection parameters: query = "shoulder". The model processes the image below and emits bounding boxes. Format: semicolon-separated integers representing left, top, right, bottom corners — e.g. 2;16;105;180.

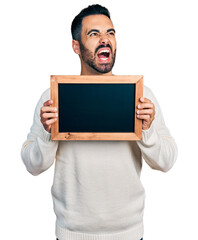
143;85;159;104
143;85;162;115
143;85;154;98
34;88;50;113
40;88;50;103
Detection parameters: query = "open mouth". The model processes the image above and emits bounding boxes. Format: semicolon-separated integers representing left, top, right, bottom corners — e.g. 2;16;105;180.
97;48;111;62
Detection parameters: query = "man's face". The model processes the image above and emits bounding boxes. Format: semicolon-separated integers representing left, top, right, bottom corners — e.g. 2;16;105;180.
79;14;117;74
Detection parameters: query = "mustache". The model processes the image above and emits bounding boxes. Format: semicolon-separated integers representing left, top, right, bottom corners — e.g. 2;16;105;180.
95;44;112;55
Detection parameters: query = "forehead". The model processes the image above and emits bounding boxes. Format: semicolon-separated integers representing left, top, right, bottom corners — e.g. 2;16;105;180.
81;14;114;34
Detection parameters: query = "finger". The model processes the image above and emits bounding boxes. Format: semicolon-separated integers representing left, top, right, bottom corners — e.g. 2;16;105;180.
45;118;57;126
41;112;58;119
43;100;53;106
139;97;151;103
137;114;150;120
41;106;57;113
137;103;154;109
137;109;154;115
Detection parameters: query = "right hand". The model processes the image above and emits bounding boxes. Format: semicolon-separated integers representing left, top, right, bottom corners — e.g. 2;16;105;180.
40;100;58;133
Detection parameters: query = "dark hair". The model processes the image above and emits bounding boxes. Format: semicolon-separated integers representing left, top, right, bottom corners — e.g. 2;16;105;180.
71;4;111;42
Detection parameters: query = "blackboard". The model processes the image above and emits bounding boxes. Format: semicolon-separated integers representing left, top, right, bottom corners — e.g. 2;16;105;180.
51;75;143;141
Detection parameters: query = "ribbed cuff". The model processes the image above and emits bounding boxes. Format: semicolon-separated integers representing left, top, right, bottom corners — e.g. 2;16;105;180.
39;125;52;143
142;123;155;143
56;223;143;240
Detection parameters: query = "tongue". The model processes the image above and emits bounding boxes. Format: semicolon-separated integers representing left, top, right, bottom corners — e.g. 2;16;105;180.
99;54;106;59
98;52;108;59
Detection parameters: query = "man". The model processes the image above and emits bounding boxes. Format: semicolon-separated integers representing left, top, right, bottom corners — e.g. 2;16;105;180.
21;4;177;240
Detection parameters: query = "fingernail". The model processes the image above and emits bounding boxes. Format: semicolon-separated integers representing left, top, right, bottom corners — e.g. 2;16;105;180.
140;97;144;101
54;107;57;111
55;113;58;117
138;104;141;109
137;110;140;114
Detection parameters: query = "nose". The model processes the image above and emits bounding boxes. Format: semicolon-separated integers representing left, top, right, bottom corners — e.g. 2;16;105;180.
99;34;110;45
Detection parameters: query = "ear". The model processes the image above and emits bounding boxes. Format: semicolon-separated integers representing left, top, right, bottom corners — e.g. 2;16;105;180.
72;40;81;55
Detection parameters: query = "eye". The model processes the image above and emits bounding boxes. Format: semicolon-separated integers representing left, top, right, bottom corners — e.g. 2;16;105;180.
90;32;99;37
108;31;115;36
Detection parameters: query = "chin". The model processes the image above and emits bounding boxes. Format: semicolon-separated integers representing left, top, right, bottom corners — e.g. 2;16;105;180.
95;62;113;73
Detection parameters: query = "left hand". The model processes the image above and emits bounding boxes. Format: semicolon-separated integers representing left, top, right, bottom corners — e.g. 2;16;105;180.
136;97;155;130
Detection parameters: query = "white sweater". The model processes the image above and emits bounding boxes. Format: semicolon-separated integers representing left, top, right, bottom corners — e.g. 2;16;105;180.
21;85;177;240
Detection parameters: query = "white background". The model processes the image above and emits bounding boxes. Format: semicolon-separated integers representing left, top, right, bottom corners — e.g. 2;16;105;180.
0;0;197;239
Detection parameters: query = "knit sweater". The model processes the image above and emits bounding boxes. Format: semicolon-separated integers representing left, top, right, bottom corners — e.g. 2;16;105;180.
21;85;177;240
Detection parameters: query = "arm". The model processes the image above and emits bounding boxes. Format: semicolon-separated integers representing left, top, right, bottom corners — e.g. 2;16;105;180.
136;86;178;172
21;89;59;176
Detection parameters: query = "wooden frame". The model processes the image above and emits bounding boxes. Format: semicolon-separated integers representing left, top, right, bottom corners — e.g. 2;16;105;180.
50;75;143;141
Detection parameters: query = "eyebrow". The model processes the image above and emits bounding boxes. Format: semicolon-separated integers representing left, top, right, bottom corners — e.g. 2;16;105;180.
87;29;100;35
87;28;116;35
107;28;116;33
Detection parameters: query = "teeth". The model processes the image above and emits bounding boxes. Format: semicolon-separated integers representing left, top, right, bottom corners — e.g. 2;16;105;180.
98;49;110;54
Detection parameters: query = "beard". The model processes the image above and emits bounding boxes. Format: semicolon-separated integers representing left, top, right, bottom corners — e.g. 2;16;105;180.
79;41;116;74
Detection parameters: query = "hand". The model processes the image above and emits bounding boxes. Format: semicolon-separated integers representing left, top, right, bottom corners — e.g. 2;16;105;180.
136;97;155;130
40;100;58;133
